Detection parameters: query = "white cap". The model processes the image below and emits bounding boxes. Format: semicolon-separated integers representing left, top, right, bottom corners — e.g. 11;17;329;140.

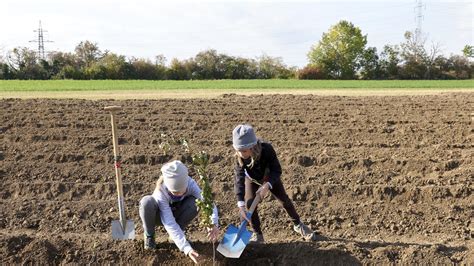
161;160;190;193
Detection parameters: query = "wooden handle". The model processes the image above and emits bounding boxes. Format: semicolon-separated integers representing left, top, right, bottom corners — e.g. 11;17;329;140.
104;106;122;112
247;193;261;217
109;114;124;198
107;107;126;224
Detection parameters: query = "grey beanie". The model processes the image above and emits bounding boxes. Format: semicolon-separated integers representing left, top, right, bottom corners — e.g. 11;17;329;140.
161;160;190;193
232;124;257;150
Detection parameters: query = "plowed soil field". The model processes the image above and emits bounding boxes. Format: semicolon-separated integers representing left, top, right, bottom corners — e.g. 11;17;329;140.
1;93;473;265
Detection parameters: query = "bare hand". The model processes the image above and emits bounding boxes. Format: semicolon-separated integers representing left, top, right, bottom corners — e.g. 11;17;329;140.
207;225;220;243
188;249;200;264
239;206;251;224
256;182;271;198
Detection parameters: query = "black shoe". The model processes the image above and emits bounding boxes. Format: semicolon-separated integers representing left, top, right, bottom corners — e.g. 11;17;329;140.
144;234;157;250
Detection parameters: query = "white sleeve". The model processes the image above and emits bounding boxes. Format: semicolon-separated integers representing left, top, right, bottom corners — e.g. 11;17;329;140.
156;194;193;255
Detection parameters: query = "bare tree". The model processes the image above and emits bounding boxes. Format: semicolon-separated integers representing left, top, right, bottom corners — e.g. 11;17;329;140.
425;42;443;79
7;47;37;72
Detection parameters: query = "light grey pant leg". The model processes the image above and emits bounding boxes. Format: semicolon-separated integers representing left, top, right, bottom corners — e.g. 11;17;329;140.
173;196;198;230
139;195;159;237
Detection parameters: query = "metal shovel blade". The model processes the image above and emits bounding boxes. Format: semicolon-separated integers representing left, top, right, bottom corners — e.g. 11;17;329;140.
111;220;135;240
217;222;252;258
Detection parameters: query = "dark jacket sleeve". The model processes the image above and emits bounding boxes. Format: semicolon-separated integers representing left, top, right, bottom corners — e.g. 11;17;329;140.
234;162;246;202
264;143;282;187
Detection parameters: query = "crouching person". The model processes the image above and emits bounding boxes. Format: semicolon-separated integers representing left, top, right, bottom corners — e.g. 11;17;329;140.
139;160;220;264
232;124;317;243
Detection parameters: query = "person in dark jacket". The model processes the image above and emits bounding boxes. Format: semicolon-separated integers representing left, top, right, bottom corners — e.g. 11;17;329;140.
232;124;316;243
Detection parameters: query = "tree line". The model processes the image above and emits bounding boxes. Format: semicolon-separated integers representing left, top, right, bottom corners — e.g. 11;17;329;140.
1;20;472;80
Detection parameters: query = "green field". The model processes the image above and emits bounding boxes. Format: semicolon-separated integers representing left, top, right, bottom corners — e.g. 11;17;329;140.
0;80;472;99
0;79;473;91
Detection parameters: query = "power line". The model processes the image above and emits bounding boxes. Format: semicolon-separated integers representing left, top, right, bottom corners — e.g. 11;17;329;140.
29;20;53;60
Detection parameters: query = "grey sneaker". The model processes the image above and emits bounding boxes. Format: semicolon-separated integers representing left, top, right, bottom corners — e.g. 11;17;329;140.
294;223;315;241
249;233;265;244
144;234;157;250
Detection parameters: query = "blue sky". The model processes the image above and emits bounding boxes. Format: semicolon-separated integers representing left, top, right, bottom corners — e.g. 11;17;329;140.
2;0;472;67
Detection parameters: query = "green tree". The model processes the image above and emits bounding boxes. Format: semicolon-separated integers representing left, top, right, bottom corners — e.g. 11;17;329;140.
231;57;258;79
48;51;82;79
432;55;453;79
257;54;293;79
74;41;102;68
129;57;161;79
193;49;228;79
7;47;48;79
359;47;381;79
462;45;473;58
0;51;12;79
167;58;192;80
38;59;54;79
222;56;258;79
56;65;82;79
193;51;263;79
308;20;367;79
84;63;107;79
0;63;14;79
448;55;472;79
379;45;401;79
399;31;428;79
154;55;167;79
99;52;130;79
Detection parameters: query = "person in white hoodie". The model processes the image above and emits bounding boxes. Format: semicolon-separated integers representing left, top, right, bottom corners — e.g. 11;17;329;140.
139;160;220;264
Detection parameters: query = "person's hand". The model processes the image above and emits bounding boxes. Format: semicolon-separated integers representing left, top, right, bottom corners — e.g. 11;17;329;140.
207;225;220;243
256;182;271;198
239;206;251;224
188;249;200;264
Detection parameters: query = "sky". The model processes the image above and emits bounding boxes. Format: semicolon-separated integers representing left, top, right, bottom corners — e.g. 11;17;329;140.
2;0;473;67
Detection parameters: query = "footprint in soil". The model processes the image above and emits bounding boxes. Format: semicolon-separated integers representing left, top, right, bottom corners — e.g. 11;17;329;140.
444;160;460;171
297;155;315;167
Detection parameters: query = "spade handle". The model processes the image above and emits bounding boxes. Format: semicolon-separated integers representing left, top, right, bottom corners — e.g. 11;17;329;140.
105;106;127;229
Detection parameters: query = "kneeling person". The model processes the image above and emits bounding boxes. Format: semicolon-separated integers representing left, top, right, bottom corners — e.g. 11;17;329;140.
139;160;219;264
